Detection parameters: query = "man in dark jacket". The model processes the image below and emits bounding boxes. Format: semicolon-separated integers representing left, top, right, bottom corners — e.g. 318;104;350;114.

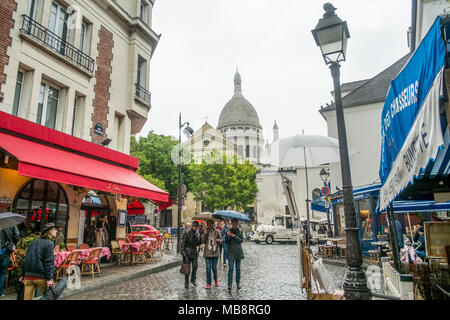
225;218;244;290
0;225;20;298
21;223;58;300
181;220;201;289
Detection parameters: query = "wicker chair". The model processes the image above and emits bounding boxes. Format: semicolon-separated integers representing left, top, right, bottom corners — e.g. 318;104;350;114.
81;248;102;278
66;245;76;251
56;250;80;280
110;240;123;265
145;241;157;263
79;243;90;249
132;242;147;264
163;233;173;251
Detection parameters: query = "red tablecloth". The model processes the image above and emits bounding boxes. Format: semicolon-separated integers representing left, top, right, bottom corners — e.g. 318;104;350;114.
121;242;143;252
54;251;71;268
54;247;111;268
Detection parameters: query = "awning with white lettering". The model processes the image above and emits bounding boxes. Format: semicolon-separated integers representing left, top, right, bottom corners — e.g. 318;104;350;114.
379;17;446;211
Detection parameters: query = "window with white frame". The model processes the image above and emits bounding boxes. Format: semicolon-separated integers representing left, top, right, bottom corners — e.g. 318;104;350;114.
48;1;69;52
36;82;60;129
79;20;92;55
12;71;24;116
140;0;150;25
137;55;147;88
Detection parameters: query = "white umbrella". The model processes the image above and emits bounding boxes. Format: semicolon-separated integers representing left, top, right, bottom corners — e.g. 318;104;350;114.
261;134;358;168
0;212;26;230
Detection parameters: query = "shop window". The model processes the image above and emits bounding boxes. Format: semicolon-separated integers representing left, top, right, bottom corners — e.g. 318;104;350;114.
13;179;69;240
359;198;373;241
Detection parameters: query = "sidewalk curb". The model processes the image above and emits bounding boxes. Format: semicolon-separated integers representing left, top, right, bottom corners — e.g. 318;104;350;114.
60;258;183;299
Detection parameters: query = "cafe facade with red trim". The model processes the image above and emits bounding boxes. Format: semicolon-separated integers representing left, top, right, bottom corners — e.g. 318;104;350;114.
0;111;171;245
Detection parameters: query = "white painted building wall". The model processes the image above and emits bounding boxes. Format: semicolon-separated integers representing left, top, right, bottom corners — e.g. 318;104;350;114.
322;102;383;192
415;0;450;47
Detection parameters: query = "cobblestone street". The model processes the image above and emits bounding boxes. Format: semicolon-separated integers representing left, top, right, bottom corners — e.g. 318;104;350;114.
63;242;346;300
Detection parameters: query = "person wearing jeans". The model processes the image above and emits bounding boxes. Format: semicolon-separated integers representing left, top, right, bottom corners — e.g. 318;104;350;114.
225;218;244;290
201;219;222;289
220;219;231;267
0;225;19;298
181;221;201;289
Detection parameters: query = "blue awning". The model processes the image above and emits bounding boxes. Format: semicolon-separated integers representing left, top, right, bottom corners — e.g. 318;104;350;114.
379;17;446;211
329;183;382;205
311;198;327;213
378;200;450;214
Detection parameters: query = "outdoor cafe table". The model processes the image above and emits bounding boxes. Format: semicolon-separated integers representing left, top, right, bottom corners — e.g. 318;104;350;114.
54;247;111;268
323;238;344;259
121;242;146;265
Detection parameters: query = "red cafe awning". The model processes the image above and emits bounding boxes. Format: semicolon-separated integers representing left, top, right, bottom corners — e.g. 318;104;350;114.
0;132;169;204
127;199;145;215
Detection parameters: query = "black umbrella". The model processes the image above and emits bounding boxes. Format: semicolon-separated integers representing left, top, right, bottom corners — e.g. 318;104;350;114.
0;212;26;230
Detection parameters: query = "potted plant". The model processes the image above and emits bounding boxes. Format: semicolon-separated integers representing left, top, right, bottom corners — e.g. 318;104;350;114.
11;233;40;292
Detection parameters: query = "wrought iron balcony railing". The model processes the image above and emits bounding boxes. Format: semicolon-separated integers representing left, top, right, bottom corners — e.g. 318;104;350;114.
21;15;94;73
135;83;151;106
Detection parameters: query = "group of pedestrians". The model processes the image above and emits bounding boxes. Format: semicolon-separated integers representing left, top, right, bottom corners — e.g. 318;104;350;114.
181;218;244;290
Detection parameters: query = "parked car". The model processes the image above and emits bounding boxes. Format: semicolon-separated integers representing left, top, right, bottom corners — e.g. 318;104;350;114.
126;224;160;241
156;227;184;237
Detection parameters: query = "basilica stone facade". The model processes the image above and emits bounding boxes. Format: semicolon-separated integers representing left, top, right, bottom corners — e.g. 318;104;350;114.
217;70;264;164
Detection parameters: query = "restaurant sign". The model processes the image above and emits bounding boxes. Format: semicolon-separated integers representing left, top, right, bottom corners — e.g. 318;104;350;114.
379;17;446;211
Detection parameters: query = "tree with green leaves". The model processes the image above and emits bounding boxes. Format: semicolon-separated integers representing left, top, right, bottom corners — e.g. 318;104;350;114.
130;132;191;202
188;151;258;212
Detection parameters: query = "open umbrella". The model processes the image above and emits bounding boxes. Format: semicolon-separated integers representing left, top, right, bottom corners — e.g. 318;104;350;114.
213;210;251;222
260;134;358;168
0;212;26;230
192;212;220;222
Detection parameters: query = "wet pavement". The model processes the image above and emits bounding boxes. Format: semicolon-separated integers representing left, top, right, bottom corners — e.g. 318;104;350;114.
63;242;301;300
63;242;348;300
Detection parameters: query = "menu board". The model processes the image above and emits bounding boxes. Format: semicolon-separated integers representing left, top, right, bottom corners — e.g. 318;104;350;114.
424;221;450;259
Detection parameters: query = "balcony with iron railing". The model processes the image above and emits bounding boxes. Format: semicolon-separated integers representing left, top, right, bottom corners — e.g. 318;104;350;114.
134;83;151;107
20;15;95;76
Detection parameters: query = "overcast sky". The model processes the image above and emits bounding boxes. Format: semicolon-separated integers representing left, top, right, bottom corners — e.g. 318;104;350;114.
141;0;412;143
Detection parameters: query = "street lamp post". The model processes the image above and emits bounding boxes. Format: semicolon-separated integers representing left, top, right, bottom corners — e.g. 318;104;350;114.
177;113;193;253
320;168;333;238
312;3;370;300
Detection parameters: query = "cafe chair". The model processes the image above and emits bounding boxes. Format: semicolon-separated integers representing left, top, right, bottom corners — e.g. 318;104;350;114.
81;248;102;278
132;242;147;264
56;250;80;281
155;236;164;260
145;241;157;263
163;233;173;251
79;243;90;249
110;240;124;265
67;245;76;251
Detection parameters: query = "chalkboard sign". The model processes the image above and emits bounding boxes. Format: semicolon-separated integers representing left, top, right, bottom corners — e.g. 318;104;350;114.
94;123;104;136
127;215;147;225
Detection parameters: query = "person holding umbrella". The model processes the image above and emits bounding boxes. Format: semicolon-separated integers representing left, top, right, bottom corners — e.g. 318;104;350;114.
20;223;59;300
0;225;20;298
201;218;222;289
225;218;244;290
181;220;201;289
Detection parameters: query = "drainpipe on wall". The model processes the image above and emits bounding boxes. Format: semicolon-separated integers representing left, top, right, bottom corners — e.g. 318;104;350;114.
411;0;418;52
